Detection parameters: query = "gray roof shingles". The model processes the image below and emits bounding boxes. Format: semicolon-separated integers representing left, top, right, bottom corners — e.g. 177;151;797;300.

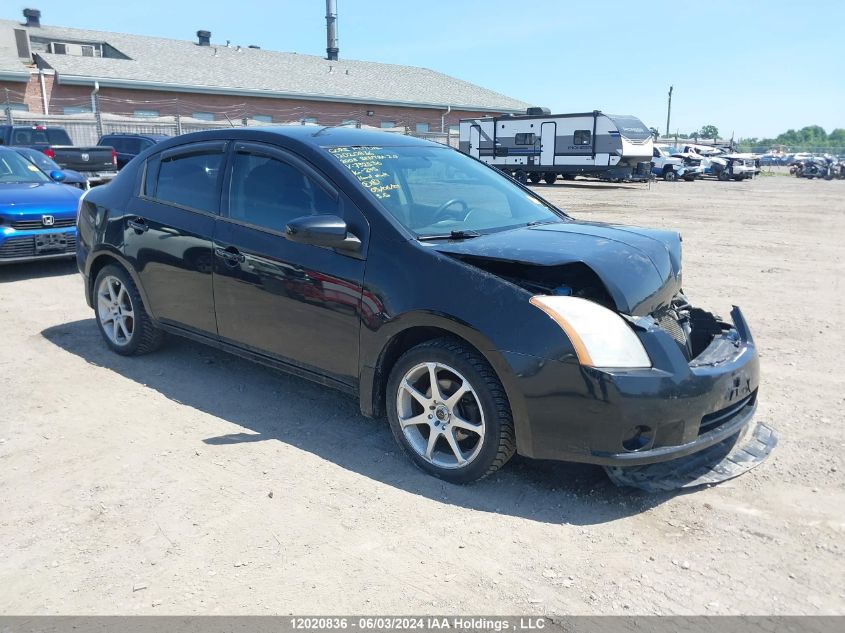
0;18;528;112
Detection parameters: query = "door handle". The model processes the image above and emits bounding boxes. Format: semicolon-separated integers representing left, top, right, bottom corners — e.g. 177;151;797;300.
214;247;245;266
127;218;148;233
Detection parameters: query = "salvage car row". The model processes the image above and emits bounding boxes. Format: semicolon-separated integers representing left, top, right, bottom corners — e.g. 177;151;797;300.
456;108;762;184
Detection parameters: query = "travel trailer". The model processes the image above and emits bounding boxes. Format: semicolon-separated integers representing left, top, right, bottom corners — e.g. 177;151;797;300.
458;109;654;183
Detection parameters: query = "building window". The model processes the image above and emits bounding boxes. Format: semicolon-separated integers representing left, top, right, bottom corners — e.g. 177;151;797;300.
380;120;396;129
448;124;459;133
341;120;359;127
415;123;430;133
252;115;272;123
515;133;536;145
63;106;92;114
574;130;592;146
301;117;317;124
192;112;214;121
134;109;160;118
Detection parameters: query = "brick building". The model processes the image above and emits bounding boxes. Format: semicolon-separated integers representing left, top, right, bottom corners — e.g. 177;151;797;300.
0;9;528;132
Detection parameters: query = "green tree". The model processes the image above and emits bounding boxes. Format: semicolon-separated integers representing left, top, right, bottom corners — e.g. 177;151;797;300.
699;124;719;139
649;127;660;139
828;128;845;145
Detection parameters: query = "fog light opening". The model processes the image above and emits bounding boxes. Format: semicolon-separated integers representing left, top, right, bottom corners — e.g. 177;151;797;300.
622;425;655;452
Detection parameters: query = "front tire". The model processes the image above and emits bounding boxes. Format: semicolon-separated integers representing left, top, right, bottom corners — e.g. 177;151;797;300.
543;172;557;184
663;169;678;182
94;264;164;356
386;338;516;484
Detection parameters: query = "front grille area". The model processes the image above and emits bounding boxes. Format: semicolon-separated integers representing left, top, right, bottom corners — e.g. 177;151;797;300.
655;311;687;346
11;218;76;230
0;233;76;260
698;390;757;435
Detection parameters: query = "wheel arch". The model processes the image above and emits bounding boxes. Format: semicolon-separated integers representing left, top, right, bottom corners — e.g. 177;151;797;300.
86;248;155;319
360;313;531;451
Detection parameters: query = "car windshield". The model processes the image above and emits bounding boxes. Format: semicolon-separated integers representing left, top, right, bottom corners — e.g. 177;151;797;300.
327;145;564;237
0;150;51;184
14;148;59;172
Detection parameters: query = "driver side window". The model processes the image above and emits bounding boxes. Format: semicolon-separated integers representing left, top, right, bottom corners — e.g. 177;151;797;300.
228;151;337;232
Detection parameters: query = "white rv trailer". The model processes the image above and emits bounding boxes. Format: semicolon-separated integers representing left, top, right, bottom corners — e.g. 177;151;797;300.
459;109;654;183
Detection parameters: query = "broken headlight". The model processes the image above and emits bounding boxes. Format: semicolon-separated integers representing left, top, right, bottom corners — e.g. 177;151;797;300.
529;296;652;369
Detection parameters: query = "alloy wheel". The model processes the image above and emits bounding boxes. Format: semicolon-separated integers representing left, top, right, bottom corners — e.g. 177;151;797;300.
96;275;135;346
395;362;486;469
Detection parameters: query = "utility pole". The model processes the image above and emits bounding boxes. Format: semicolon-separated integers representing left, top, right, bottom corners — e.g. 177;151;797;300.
665;85;673;139
4;88;11;125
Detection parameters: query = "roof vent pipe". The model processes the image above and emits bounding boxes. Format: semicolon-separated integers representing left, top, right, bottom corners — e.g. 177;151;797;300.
196;30;211;46
23;8;41;28
325;0;339;61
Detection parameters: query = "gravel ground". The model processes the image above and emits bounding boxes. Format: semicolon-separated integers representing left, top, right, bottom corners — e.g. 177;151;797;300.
0;172;843;615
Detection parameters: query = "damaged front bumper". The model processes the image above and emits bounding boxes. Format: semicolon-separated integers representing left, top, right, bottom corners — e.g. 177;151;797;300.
504;306;760;467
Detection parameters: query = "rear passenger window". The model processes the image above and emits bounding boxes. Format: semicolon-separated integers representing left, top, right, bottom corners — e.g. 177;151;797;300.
574;130;591;146
145;146;224;213
228;151;337;232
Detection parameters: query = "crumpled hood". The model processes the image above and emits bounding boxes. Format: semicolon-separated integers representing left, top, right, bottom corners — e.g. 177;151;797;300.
0;182;82;219
432;221;683;315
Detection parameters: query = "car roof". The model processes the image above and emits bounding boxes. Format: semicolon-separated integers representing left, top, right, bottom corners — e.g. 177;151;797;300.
101;133;170;140
153;125;436;152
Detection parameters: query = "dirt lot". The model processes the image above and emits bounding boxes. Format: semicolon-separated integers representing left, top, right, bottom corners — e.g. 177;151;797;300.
1;173;843;615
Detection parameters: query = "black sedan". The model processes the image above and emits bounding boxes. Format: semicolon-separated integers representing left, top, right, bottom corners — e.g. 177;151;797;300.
76;127;759;483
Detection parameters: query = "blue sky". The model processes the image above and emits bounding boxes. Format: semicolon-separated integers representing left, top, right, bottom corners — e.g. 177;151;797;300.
18;0;845;138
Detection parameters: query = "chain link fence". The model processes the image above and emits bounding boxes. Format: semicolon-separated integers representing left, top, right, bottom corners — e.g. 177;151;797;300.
3;109;459;148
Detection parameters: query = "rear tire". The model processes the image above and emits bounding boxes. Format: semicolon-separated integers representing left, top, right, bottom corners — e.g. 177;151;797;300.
527;172;541;184
717;170;730;181
386;338;516;484
93;264;164;356
543;172;557;184
513;170;528;184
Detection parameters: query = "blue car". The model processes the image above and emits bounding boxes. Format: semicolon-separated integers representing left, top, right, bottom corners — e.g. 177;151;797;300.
0;146;83;264
12;146;90;190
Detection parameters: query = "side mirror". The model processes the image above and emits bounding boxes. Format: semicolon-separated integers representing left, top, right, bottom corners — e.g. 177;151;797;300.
49;170;66;182
285;214;361;252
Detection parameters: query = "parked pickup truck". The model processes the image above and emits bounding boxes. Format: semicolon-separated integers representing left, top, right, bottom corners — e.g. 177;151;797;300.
0;125;117;186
